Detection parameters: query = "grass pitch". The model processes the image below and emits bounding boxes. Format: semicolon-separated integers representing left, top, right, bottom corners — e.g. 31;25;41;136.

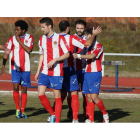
0;96;140;123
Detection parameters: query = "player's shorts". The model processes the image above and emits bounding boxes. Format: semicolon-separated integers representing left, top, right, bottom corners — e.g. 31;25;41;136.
82;72;102;94
62;66;79;92
75;70;85;90
38;73;63;90
11;70;31;87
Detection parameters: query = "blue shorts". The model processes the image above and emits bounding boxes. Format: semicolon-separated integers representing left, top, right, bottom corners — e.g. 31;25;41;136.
38;73;63;90
62;67;79;92
82;72;102;94
75;70;85;90
11;70;31;87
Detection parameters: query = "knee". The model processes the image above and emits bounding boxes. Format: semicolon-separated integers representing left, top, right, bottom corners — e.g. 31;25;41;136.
87;96;92;102
13;85;19;91
91;95;99;104
21;86;27;93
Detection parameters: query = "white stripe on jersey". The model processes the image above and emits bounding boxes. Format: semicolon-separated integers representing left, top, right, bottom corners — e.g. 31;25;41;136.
13;36;20;71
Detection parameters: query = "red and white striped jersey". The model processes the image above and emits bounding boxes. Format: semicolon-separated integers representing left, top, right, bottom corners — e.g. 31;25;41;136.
5;33;34;72
73;34;87;71
38;32;70;76
85;40;103;72
59;33;86;68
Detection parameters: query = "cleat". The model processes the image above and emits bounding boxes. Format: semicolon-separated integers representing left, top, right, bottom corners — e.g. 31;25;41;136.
103;113;109;123
15;110;21;119
21;113;28;119
85;119;94;123
67;110;73;121
47;116;51;122
50;115;55;123
72;119;79;123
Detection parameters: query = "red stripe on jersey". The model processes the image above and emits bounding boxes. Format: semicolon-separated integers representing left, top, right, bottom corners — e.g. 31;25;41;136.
29;35;34;50
19;38;25;71
47;38;54;76
68;36;74;67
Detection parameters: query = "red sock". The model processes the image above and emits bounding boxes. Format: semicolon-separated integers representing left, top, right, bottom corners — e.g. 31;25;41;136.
83;95;87;118
21;93;27;113
71;95;79;120
39;94;54;115
87;102;95;122
13;91;20;110
67;96;72;111
55;98;62;122
52;95;66;112
96;99;107;115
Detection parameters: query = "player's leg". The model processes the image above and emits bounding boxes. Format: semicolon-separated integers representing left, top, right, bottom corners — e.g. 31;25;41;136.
53;89;62;123
11;70;21;118
91;94;109;123
85;94;95;123
20;71;31;118
71;90;79;123
13;83;20;118
20;86;28;118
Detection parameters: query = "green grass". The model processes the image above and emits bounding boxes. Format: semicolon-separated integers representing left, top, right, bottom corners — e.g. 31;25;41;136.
0;96;140;123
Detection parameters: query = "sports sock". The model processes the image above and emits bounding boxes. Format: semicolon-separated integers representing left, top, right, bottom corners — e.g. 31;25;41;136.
52;95;66;111
55;98;62;123
96;98;107;115
39;94;55;115
71;95;79;120
87;102;95;122
13;91;20;110
21;93;27;113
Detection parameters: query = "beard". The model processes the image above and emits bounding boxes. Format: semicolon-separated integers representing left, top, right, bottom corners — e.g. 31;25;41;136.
76;31;84;37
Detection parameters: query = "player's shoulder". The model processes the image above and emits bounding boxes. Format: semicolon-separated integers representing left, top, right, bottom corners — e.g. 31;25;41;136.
96;42;102;47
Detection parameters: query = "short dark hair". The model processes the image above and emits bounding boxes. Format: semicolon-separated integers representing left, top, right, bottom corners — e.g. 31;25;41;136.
85;28;93;35
59;20;70;32
15;20;28;31
39;17;53;28
75;19;86;28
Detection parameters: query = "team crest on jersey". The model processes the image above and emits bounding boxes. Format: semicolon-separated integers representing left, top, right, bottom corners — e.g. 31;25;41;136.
25;40;28;44
54;41;57;45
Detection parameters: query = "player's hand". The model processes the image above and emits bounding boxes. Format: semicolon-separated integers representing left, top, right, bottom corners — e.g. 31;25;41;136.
0;45;4;50
0;67;5;76
35;73;39;81
73;53;78;59
92;26;102;36
47;59;56;68
15;33;21;42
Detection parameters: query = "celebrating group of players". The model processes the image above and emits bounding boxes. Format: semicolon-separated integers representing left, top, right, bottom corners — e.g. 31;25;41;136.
0;17;109;123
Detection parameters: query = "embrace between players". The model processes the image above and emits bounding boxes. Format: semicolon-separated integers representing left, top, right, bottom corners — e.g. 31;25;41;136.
0;17;109;123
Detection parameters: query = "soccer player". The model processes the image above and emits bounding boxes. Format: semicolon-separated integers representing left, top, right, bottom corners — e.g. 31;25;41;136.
0;20;34;119
73;19;88;121
73;28;109;123
35;17;70;123
49;20;101;123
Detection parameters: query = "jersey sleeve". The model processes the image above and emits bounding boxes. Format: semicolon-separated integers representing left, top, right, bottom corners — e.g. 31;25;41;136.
60;36;70;53
5;37;13;50
72;35;86;49
27;35;34;51
38;36;43;55
92;43;103;59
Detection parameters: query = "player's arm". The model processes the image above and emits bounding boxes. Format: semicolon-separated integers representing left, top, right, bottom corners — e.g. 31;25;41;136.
0;45;11;54
47;52;70;68
35;54;43;81
15;34;32;54
84;26;102;46
73;53;96;59
0;53;9;76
